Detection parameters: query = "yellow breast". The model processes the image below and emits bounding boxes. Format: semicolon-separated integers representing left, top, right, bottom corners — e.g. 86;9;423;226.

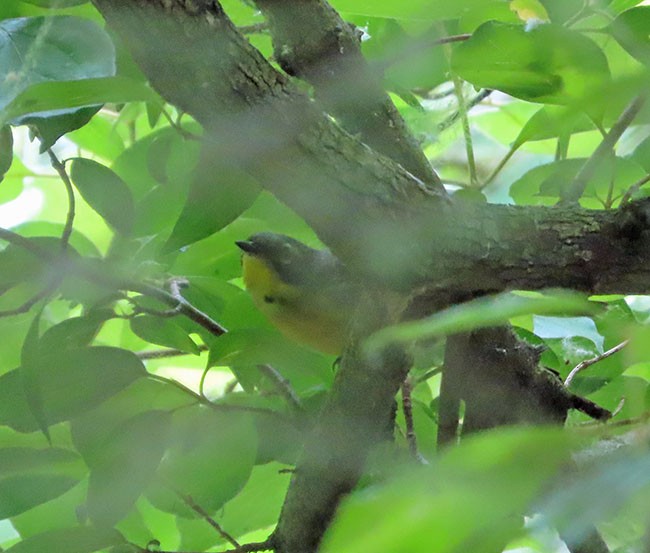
241;254;347;355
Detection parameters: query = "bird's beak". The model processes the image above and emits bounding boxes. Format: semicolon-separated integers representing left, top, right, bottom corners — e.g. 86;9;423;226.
236;240;256;253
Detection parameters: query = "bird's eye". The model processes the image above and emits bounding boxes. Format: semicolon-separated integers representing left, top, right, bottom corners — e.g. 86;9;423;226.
264;295;275;304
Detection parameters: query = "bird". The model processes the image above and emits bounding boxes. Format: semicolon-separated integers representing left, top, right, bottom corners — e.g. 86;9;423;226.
236;232;359;355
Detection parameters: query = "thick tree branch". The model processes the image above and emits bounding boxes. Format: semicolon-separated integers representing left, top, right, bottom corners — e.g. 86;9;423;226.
90;0;650;300
251;0;444;191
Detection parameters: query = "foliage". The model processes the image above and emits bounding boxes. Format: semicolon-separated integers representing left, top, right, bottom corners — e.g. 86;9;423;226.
0;0;649;552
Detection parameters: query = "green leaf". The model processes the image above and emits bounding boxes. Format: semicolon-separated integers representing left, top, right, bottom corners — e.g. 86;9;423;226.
510;156;646;206
321;427;572;553
365;291;597;352
330;0;503;21
156;406;257;514
0;241;47;288
38;310;113;352
1;78;161;129
512;105;595;149
87;410;172;527
179;462;290;549
130;315;200;355
0;125;13;180
208;328;333;392
5;526;124;553
0;16;117;143
0;446;85;518
20;0;88;6
0;347;147;432
0;474;79;518
610;7;650;67
164;153;260;252
451;22;610;105
20;309;50;442
71;378;195;464
70;158;135;235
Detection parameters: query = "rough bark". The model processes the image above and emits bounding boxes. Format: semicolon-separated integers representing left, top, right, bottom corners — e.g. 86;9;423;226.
251;0;444;191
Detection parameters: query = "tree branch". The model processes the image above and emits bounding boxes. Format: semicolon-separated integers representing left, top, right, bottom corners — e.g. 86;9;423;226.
252;0;444;191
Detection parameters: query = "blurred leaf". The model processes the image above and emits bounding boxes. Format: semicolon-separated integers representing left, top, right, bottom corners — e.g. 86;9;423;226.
5;526;124;553
542;445;650;545
130;315;200;355
451;22;610;106
0;347;146;432
70;158;135;235
321;427;572;553
87;410;172;527
156;405;257;514
366;291;597;352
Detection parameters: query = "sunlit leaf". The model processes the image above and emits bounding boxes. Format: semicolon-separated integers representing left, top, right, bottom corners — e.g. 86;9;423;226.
451;22;610;106
70;158;135;235
130;315;200;355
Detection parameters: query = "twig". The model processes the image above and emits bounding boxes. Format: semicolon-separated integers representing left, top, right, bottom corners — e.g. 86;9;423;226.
381;34;471;71
258;364;304;412
401;378;427;463
482;142;518;189
561;94;647;204
147;373;291;420
127;281;227;337
150;539;273;553
238;22;268;34
180;493;240;548
46;149;75;251
137;344;208;359
569;393;612;421
415;366;442;383
452;77;477;186
621;173;650;205
437;89;492;133
565;339;629;387
0;226;54;258
576;410;650;429
0;283;55;318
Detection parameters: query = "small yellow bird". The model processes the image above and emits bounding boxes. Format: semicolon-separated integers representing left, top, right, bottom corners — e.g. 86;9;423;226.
236;233;358;355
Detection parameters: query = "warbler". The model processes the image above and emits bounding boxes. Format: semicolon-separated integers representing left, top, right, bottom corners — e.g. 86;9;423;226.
236;233;358;355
